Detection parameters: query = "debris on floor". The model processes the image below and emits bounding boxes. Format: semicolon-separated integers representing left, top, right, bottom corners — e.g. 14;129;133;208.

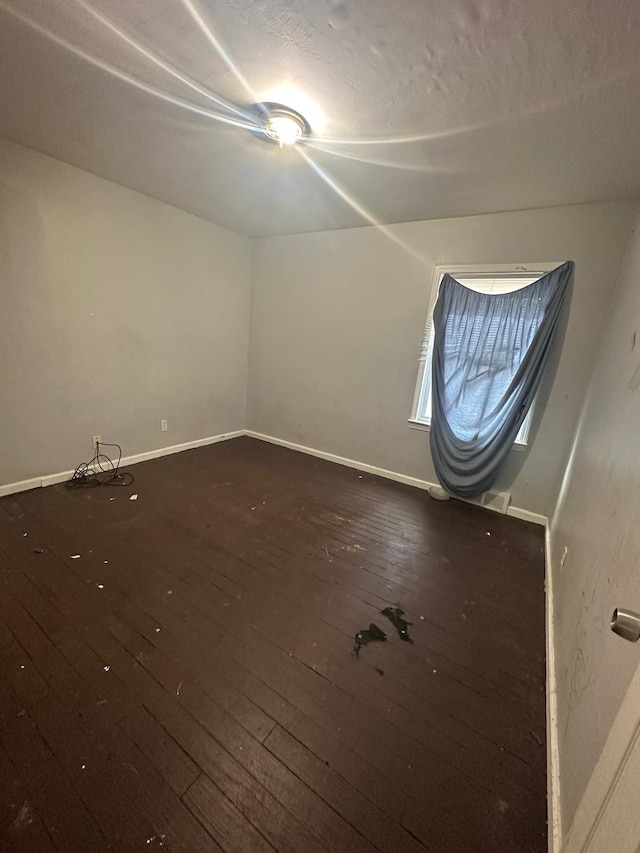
129;494;138;501
354;623;387;656
381;606;414;644
375;667;385;676
428;485;450;501
33;548;44;554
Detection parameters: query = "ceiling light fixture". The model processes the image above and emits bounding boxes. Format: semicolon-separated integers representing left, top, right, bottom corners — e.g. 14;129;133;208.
256;102;310;148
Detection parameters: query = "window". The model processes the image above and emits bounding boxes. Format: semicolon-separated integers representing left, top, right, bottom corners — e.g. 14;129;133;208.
409;263;562;449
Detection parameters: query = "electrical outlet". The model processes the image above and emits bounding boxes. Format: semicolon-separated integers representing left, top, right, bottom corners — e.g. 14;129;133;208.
92;435;101;448
161;419;168;433
560;546;568;571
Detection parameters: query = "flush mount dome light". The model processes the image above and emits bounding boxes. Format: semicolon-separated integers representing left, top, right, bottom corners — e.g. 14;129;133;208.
256;103;310;147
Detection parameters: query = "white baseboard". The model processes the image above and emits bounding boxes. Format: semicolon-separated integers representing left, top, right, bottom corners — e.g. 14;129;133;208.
1;427;548;531
112;430;244;468
0;476;43;499
545;526;562;853
508;505;549;526
0;430;244;498
245;430;548;526
245;429;445;493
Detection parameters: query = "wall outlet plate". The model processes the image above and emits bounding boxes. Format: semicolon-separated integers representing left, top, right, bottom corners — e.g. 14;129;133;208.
92;435;101;448
161;420;168;432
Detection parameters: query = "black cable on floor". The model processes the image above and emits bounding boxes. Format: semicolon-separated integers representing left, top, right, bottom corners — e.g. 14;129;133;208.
66;441;135;489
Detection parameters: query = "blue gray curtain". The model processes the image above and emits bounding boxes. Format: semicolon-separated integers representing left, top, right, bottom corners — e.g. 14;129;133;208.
430;260;574;498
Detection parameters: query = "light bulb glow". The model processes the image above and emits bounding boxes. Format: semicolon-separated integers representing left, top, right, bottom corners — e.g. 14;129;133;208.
255;103;310;148
265;114;303;147
261;87;326;134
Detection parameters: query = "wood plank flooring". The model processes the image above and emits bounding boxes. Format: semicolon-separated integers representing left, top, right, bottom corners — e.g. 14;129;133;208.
0;436;547;852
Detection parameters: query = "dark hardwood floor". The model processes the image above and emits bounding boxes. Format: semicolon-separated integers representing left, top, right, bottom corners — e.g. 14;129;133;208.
0;436;547;852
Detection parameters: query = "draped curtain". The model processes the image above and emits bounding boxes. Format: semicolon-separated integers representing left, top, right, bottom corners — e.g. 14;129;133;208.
430;260;574;498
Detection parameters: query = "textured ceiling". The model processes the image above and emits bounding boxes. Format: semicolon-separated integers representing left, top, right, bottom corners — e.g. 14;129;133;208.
1;0;640;236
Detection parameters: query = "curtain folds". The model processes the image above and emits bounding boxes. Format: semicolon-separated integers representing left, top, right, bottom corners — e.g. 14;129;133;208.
430;260;574;498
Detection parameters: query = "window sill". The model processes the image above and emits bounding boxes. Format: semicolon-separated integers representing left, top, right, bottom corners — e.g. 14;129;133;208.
407;418;528;451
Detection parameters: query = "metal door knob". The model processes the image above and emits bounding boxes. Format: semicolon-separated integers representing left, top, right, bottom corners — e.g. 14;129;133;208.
610;608;640;642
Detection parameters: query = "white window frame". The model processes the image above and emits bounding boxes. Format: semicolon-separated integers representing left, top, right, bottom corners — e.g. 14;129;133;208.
409;262;563;450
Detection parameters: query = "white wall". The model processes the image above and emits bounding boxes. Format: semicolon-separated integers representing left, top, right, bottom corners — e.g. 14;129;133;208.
550;211;640;835
248;203;635;517
2;138;633;516
0;138;252;487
